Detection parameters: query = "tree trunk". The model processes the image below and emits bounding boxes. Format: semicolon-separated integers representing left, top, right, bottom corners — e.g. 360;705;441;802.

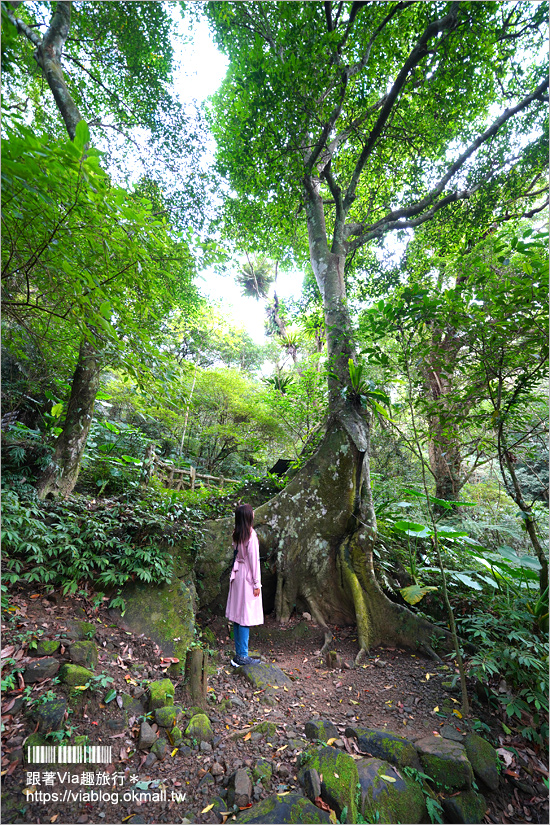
10;0;103;500
36;338;100;499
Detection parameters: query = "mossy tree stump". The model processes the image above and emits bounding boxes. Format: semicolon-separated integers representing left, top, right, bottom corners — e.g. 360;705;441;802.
185;648;208;707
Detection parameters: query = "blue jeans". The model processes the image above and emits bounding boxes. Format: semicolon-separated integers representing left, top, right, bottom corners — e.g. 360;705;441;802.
233;623;249;658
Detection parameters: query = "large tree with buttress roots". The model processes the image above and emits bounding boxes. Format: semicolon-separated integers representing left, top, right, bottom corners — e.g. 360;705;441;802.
200;1;548;659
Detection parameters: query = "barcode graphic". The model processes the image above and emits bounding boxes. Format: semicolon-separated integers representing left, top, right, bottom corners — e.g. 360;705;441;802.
28;746;112;764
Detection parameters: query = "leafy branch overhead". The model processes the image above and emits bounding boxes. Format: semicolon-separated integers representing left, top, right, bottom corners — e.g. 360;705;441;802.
209;1;548;257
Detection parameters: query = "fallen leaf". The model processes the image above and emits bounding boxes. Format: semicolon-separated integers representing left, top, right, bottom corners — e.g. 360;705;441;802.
243;732;251;741
50;816;59;823
326;738;338;745
381;775;397;782
201;804;215;813
453;709;462;719
313;797;331;812
1;646;16;659
433;706;439;713
23;787;37;796
171;748;178;757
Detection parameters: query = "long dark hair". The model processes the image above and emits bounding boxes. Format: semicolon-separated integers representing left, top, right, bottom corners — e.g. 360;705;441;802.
233;503;254;548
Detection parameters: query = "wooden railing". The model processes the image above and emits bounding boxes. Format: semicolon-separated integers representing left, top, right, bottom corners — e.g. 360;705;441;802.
152;457;238;491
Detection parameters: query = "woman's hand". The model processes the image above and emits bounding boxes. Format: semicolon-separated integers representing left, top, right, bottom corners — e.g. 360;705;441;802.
253;588;260;597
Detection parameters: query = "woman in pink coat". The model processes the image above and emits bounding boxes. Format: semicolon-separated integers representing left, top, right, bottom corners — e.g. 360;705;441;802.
226;503;263;667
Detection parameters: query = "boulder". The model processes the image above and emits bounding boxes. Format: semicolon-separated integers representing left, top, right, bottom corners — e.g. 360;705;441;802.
29;697;67;733
415;735;474;791
463;733;499;791
356;758;427;824
34;639;61;657
345;726;421;770
111;578;195;669
305;719;339;743
24;658;60;683
185;713;213;743
59;664;94;686
236;792;331;823
442;789;487;823
228;767;253;808
69;641;98;670
298;746;358;822
148;679;175;710
236;661;292;691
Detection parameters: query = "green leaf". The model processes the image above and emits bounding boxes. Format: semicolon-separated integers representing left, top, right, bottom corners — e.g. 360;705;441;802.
393;520;432;538
400;584;438;605
74;120;90;151
104;688;117;703
452;572;483;591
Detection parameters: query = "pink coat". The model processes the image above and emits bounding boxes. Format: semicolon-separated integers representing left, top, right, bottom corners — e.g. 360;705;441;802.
225;528;264;627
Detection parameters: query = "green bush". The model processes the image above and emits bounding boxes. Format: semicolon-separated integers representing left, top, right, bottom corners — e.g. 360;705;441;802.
1;488;182;609
456;602;548;743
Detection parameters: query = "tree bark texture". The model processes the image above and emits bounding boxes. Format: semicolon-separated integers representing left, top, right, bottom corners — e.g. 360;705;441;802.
36;338;100;499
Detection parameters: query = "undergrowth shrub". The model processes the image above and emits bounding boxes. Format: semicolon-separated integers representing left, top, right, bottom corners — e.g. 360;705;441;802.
456;602;549;743
1;487;192;611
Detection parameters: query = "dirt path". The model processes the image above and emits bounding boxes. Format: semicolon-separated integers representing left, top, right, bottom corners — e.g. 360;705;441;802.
1;595;548;824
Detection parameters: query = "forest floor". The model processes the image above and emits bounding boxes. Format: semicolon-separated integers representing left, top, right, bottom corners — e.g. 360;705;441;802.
1;590;548;825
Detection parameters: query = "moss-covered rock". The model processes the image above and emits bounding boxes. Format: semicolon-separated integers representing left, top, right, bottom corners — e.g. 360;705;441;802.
415;735;474;791
463;733;499;791
185;712;213;743
299;746;358;822
442;789;487;823
113;578;195;664
170;726;183;746
253;758;273;787
305;719;339;742
34;639;61;657
120;693;145;715
59;663;94;686
236;661;292;690
154;705;183;728
357;758;427;824
29;697;67;733
67;620;96;640
24;733;50;765
69;641;98;670
252;721;277;739
237;793;331;823
151;737;169;760
346;726;421;770
148;679;175;710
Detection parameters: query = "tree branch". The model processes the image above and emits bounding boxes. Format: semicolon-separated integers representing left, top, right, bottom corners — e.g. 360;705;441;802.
34;1;82;139
3;4;42;47
345;78;549;249
343;2;460;210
